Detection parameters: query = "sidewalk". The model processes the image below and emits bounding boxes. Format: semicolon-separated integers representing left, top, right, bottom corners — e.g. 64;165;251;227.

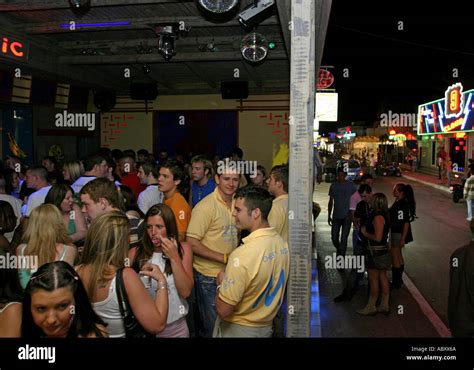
312;182;445;337
399;166;453;193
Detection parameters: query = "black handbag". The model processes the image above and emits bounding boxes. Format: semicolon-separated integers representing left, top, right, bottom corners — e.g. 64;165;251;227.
115;267;154;338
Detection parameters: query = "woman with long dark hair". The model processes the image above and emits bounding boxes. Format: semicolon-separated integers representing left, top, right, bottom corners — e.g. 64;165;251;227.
389;183;416;289
129;204;193;337
45;184;88;243
22;261;107;338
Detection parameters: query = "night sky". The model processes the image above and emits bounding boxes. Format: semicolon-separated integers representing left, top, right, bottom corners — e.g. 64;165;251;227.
318;1;474;133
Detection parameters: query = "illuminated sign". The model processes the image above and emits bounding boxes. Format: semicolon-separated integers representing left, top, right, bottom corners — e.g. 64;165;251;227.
418;83;474;135
389;134;407;141
317;69;334;89
315;92;338;122
343;131;356;140
0;35;28;62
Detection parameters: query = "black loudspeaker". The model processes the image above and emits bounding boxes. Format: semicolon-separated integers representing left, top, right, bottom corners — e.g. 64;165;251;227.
221;81;249;99
93;90;116;112
130;82;158;100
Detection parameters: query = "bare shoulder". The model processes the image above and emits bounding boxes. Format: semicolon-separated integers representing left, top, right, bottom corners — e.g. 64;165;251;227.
122;266;139;281
2;303;22;320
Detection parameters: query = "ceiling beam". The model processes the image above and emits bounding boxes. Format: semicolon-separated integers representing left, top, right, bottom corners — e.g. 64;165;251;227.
0;0;191;11
0;26;123;90
184;62;217;89
59;50;288;64
126;64;175;90
57;35;286;50
17;15;280;34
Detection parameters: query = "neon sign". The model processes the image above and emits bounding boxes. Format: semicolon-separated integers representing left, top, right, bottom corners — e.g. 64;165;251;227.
0;35;28;62
418;83;474;135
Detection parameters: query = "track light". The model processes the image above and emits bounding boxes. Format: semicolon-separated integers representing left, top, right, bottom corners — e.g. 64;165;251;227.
156;26;176;61
238;0;275;30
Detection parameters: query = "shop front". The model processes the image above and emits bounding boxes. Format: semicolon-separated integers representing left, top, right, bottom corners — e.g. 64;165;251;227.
418;83;474;174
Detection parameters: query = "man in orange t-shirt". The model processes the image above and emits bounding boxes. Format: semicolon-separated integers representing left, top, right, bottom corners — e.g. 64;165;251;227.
158;160;191;241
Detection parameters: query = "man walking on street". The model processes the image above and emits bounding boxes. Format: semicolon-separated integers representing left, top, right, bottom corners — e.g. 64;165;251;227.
328;168;357;258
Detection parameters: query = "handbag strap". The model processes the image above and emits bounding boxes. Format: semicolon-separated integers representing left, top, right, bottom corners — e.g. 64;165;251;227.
115;267;128;319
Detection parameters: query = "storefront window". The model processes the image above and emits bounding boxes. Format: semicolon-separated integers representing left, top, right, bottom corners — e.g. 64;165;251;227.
449;137;466;172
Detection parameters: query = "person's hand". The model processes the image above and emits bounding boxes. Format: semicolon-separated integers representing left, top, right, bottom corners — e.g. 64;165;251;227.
328;216;332;226
360;225;367;236
160;235;179;260
399;240;405;248
140;263;166;283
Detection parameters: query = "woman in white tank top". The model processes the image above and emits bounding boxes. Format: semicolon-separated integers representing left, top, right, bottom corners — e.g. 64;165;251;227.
77;211;169;337
129;204;194;337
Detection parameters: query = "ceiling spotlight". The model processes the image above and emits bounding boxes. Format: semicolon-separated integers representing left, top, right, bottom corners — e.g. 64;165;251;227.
69;0;91;16
143;64;151;74
156;26;176;61
238;0;275;30
69;0;90;7
241;32;268;63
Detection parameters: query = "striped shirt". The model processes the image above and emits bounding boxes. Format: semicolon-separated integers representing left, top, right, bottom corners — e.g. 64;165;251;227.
464;176;474;200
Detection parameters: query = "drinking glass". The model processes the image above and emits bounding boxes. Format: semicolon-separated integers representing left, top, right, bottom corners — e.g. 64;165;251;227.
139;259;151;289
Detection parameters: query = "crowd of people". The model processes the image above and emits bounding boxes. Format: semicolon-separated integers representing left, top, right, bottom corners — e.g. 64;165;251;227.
0;148;290;338
329;168;417;315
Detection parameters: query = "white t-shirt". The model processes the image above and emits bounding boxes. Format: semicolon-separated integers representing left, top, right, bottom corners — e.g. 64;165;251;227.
349;191;362;211
24;185;52;217
71;176;96;194
137;184;163;215
0;194;22;241
146;252;188;325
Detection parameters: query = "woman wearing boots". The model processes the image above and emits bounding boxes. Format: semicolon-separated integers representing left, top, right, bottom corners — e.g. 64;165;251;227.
358;193;391;315
389;184;416;289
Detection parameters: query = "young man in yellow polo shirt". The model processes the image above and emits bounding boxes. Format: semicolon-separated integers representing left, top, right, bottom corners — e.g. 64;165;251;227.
158;160;191;242
186;169;240;337
267;164;289;243
214;186;290;337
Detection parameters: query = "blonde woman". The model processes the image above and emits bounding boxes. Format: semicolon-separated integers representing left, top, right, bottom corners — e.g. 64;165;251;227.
358;193;391;316
62;160;84;185
76;211;168;338
16;204;76;289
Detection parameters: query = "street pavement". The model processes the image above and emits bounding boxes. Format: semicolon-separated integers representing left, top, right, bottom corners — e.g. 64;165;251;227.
312;168;467;337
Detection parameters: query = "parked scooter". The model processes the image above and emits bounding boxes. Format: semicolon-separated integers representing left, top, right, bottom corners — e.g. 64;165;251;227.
449;173;465;203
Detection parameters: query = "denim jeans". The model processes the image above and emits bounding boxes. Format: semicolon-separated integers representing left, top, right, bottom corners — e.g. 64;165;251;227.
331;215;352;256
194;270;218;338
467;199;473;220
